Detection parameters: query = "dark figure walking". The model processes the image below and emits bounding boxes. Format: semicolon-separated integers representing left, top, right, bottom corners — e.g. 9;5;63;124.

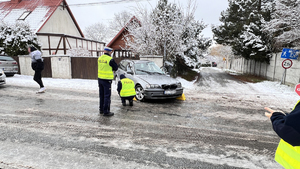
98;47;118;116
117;74;136;106
28;46;45;93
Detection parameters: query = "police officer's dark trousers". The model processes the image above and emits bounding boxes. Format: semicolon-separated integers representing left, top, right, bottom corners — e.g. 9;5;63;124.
98;78;112;114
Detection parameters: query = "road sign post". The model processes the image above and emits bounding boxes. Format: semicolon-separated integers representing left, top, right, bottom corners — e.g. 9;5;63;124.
295;84;300;96
281;59;293;85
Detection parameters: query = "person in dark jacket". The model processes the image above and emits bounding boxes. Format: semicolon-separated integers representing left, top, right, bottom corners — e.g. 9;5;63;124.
265;101;300;146
98;47;118;116
28;46;45;93
117;74;136;106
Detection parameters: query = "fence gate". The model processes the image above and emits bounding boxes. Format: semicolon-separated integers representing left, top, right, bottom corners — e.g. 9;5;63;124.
71;57;98;79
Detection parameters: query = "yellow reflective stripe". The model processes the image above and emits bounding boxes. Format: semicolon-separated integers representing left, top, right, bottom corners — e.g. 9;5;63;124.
98;54;114;79
98;74;114;79
275;140;300;169
293;100;300;110
120;78;136;97
275;152;294;169
121;89;136;96
274;101;300;168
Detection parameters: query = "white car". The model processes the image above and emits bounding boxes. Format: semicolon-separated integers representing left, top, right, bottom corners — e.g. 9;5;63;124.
0;55;19;76
0;69;6;85
116;60;183;101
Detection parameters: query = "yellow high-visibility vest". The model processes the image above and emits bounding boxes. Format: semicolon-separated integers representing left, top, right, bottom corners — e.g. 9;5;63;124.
275;100;300;169
98;54;114;80
120;78;136;97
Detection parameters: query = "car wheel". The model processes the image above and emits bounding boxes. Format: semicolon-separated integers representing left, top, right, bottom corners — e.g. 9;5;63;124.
135;85;145;101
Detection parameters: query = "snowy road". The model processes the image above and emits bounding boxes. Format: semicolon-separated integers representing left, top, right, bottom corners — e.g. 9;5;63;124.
0;67;299;169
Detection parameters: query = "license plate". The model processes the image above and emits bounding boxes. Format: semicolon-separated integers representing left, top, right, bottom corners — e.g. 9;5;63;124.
3;68;13;71
164;90;176;95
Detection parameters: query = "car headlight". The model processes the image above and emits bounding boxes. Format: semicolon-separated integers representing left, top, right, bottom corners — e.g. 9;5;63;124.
146;84;161;89
177;82;182;88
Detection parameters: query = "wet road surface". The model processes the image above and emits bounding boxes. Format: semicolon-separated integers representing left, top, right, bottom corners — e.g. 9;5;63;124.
0;68;284;169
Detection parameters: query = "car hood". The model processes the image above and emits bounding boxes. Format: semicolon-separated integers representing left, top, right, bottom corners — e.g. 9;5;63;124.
137;75;179;85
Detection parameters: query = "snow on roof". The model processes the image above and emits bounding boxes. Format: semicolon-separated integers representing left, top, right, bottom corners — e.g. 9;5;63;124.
0;0;62;33
1;7;50;32
107;16;141;47
0;0;83;36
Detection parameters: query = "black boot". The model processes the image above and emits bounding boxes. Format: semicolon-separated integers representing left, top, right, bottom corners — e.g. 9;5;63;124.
129;100;133;106
103;112;114;116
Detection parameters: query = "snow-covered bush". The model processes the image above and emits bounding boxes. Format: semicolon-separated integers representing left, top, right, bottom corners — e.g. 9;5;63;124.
67;48;91;57
0;21;41;56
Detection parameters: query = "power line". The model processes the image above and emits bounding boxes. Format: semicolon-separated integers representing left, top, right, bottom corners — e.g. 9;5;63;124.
68;0;151;7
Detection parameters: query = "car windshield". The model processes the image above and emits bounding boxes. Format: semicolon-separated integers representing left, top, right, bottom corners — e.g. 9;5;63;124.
134;62;165;75
0;56;14;61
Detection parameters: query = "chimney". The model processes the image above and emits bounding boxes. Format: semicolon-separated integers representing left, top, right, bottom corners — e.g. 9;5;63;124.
11;0;22;3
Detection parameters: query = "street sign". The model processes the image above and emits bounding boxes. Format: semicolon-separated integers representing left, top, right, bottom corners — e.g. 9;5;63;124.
295;84;300;96
281;48;299;60
282;59;293;69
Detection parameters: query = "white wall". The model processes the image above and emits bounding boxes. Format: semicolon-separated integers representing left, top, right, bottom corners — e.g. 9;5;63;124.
51;56;72;79
18;55;72;79
230;53;300;86
38;3;82;37
18;55;34;76
37;2;106;57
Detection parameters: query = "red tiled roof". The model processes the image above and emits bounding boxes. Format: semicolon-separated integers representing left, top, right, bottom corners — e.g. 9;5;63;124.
0;0;84;37
107;16;140;47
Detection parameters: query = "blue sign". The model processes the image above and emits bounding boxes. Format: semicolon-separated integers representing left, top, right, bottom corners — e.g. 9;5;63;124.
281;48;299;60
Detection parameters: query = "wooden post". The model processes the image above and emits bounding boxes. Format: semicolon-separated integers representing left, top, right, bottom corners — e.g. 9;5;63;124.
48;35;51;55
63;36;66;55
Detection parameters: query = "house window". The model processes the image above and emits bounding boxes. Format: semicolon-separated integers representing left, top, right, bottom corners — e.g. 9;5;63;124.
18;11;31;20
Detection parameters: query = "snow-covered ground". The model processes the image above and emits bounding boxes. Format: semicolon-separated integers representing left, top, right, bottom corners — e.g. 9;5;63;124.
5;71;300;111
5;74;198;93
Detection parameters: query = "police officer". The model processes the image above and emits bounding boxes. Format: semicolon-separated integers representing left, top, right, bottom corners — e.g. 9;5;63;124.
117;74;136;106
98;47;118;116
265;100;300;168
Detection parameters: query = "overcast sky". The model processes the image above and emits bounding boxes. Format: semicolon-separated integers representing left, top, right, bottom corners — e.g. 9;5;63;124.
0;0;229;38
67;0;228;38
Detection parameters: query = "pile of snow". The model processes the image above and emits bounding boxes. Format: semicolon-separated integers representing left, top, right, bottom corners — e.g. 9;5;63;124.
6;75;196;91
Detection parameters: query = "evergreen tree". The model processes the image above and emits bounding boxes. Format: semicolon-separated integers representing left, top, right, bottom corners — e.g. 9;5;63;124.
151;0;184;63
181;20;211;68
212;0;274;62
0;22;40;56
124;0;211;77
264;0;300;49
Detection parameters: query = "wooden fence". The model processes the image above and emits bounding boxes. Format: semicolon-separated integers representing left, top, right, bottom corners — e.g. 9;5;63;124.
16;55;142;80
71;57;98;79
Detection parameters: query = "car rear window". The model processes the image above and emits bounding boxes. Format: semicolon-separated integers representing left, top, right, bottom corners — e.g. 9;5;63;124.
0;56;14;61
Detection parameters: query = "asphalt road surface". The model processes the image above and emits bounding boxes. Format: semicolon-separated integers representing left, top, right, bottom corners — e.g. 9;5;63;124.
0;68;284;169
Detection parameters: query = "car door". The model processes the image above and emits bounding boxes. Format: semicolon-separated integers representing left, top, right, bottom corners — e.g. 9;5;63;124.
116;60;127;79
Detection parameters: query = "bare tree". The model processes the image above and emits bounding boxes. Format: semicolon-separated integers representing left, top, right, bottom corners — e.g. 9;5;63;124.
84;22;109;42
109;10;133;34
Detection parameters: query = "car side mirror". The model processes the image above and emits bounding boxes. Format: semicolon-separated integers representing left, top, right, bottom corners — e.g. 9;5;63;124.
127;69;133;75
